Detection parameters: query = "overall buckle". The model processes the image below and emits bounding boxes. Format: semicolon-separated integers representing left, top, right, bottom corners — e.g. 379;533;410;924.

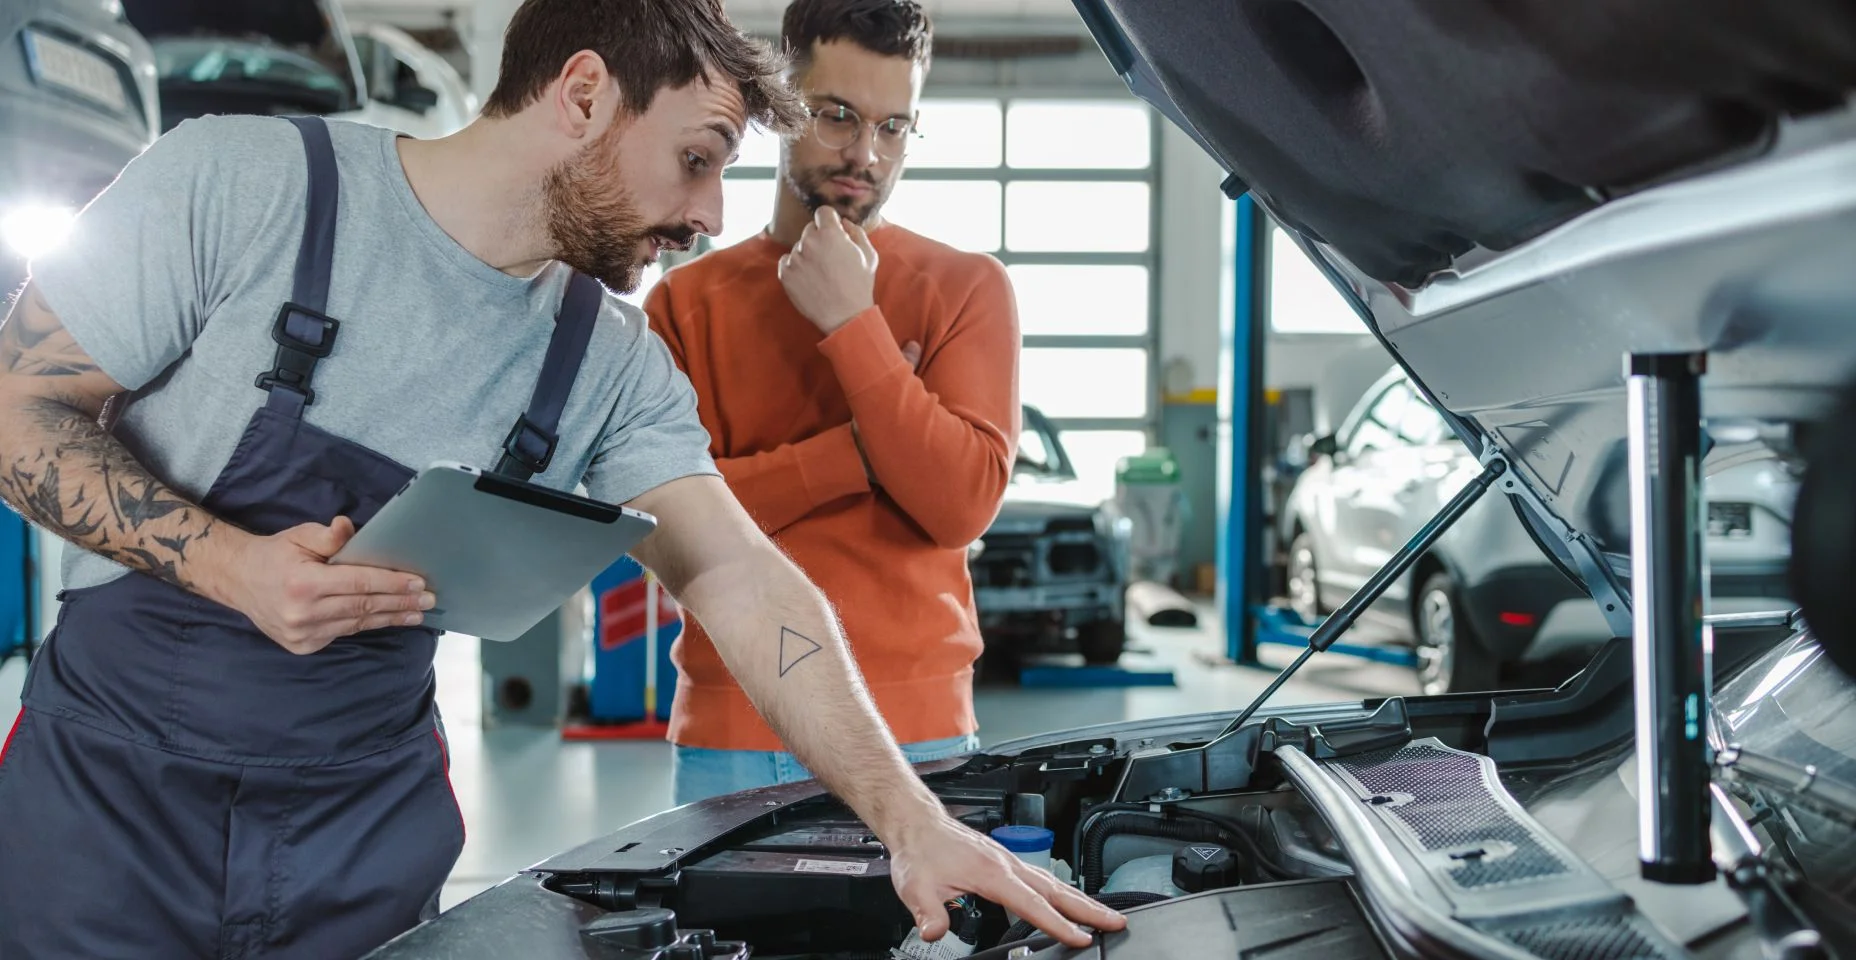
500;415;557;476
255;302;340;404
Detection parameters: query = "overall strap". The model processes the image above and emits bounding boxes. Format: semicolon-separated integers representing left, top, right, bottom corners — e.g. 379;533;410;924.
494;271;604;481
256;116;343;418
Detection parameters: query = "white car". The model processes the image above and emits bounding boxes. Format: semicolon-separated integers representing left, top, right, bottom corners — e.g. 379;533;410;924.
125;1;474;139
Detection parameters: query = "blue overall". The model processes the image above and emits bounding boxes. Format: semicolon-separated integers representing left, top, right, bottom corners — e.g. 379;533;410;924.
0;117;603;959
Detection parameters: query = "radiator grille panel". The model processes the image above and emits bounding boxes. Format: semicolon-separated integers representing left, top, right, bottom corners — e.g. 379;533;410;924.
1494;914;1666;960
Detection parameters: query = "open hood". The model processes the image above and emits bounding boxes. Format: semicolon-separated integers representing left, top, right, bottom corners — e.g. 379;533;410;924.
1075;0;1856;630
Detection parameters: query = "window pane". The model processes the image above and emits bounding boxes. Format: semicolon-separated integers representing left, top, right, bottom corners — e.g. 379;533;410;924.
1007;100;1150;169
1056;429;1149;503
733;122;785;169
1006;182;1149;253
713;176;777;249
1021;348;1148;419
1269;225;1365;334
1007;264;1148;337
906;99;1002;169
883;180;1001;252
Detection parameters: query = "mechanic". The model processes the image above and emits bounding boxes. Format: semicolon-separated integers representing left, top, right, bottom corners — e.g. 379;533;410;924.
0;0;1117;956
647;0;1021;805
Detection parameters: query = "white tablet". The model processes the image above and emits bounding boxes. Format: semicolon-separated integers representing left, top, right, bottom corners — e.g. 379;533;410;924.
329;461;658;641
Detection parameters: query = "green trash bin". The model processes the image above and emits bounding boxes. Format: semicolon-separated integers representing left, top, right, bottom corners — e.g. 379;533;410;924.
1115;448;1187;585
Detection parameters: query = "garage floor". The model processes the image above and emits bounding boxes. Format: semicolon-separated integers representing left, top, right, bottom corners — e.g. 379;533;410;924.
0;603;1423;912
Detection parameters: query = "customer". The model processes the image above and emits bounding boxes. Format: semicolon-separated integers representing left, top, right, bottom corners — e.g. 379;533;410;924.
647;0;1021;804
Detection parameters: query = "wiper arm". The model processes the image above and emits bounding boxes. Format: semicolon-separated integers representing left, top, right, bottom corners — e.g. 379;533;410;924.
1716;746;1856;830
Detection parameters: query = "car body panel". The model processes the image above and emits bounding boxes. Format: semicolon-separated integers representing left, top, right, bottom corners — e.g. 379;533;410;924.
0;0;158;283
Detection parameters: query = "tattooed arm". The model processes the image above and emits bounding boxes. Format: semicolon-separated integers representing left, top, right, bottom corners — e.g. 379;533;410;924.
626;475;1122;947
0;284;434;652
0;282;221;586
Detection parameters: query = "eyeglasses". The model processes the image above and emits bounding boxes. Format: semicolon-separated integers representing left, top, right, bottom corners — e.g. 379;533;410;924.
807;103;919;159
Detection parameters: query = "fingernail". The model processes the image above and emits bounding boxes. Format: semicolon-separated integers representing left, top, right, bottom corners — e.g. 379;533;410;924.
408;579;425;593
403;613;422;625
419;594;436;610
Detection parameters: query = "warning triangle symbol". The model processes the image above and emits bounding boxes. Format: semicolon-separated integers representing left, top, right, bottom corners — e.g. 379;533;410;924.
1190;846;1221;861
779;627;823;677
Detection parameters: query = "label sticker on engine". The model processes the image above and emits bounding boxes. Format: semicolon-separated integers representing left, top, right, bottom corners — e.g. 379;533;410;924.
793;858;870;875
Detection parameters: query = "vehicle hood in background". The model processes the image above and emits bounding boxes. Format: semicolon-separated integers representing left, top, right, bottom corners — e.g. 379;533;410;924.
1074;0;1856;624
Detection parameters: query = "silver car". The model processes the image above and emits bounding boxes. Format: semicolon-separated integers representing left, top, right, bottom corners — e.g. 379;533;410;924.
0;0;159;288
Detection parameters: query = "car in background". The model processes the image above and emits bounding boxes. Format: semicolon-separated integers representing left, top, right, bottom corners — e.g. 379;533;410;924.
123;0;473;138
1;0;160;289
1279;366;1796;695
350;21;477;138
969;404;1132;666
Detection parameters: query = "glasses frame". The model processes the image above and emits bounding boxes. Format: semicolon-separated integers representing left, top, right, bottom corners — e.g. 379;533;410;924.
805;102;922;159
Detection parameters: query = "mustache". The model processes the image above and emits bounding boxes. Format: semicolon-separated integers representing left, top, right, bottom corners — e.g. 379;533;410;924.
650;225;697;250
821;164;877;185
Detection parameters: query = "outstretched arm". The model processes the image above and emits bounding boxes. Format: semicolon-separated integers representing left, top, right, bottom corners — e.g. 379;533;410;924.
625;474;1124;947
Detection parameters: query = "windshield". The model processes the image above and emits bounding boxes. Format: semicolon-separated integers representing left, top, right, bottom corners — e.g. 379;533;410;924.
1713;634;1856;922
124;0;360;121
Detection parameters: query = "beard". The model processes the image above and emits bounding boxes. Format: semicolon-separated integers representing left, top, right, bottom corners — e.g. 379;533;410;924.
541;127;695;293
784;160;893;226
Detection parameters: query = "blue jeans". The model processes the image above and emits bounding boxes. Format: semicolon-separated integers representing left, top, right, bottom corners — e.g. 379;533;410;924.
671;733;981;807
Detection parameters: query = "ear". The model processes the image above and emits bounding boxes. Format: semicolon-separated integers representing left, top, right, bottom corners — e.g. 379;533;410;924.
550;50;614;137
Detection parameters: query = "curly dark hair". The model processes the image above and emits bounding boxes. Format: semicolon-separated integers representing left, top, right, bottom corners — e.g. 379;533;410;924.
481;0;807;134
781;0;934;70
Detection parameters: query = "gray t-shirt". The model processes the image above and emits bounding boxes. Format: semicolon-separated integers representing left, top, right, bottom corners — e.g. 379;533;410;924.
30;115;718;591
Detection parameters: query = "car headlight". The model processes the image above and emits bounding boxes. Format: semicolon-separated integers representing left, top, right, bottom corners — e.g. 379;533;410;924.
1;203;78;260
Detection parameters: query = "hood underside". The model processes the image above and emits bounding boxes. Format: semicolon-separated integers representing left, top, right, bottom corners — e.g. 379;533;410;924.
1077;0;1856;613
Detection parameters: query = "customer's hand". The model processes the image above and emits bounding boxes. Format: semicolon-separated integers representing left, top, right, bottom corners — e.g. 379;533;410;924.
778;206;878;335
886;811;1126;948
215;517;434;654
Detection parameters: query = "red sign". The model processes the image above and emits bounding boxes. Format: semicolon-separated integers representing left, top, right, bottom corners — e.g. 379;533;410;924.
599;579;682;652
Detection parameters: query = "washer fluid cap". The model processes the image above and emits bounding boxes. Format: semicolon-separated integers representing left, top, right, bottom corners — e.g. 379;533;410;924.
990;825;1055;853
1172;843;1238;893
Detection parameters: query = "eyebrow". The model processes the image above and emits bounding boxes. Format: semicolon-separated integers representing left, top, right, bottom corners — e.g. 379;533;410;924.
692;120;741;159
816;93;913;125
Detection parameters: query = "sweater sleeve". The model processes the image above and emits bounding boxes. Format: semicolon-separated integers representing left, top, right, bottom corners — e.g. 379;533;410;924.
818;259;1021;548
644;278;870;537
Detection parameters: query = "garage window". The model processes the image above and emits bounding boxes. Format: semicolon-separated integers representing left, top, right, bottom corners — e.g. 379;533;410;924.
685;95;1158;502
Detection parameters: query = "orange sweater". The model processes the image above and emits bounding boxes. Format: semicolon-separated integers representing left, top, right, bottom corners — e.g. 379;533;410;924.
644;224;1021;751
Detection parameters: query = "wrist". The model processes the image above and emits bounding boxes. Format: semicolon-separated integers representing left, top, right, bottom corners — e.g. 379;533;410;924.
191;522;257;607
814;299;875;335
867;780;948;847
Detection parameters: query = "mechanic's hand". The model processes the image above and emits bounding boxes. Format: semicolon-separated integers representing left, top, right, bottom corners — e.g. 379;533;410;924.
778;206;878;335
220;517;434;655
887;813;1126;948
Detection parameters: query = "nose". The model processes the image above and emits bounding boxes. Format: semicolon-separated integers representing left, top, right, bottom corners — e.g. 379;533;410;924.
688;176;723;238
840;125;879;169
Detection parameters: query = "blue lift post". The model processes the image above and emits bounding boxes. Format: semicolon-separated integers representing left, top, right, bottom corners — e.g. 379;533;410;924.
1217;193;1419;672
1218;193;1267;666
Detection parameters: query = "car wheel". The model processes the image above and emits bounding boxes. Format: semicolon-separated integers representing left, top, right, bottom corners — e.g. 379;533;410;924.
1077;619;1126;666
1414;571;1498;696
1287;533;1323;624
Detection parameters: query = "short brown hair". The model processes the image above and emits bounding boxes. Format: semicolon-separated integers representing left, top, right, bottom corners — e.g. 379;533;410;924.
781;0;934;71
482;0;806;134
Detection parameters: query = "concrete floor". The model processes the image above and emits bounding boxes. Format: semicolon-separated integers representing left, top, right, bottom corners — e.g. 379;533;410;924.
0;603;1425;913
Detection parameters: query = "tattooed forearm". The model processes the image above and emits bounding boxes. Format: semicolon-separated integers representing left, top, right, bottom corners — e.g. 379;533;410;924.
0;284;226;591
0;395;218;590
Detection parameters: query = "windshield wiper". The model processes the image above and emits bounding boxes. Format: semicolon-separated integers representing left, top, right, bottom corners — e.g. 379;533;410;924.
1715;746;1856;830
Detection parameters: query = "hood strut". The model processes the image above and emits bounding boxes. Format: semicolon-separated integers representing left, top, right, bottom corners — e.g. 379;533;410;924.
1219;457;1509;736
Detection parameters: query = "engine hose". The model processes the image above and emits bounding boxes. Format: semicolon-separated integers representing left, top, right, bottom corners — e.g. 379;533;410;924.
995;891;1170;946
1080;813;1231;893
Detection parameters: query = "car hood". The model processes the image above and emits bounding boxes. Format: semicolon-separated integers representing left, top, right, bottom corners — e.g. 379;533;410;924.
1075;0;1856;630
985;477;1105;535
